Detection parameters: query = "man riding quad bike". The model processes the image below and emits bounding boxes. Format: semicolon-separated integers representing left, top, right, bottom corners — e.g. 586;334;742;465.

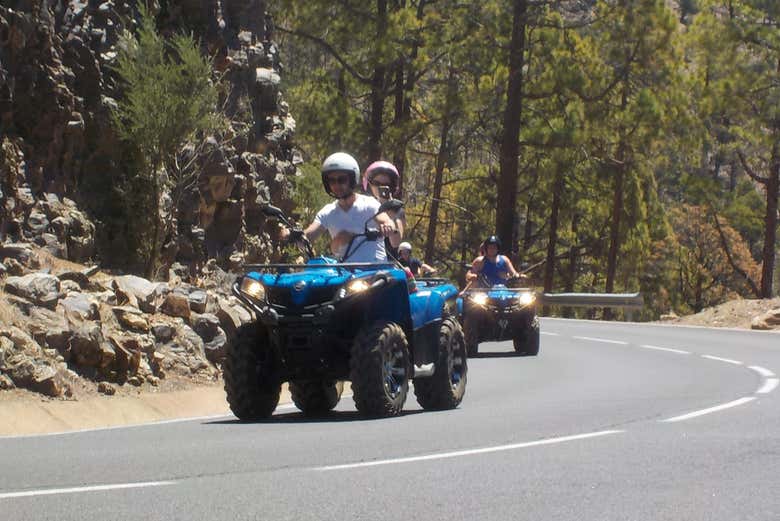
458;235;540;357
223;153;467;419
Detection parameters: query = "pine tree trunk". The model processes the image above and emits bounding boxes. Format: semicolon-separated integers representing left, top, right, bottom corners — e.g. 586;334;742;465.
424;69;455;263
760;143;780;298
368;0;388;162
544;169;563;293
145;163;161;280
496;0;527;251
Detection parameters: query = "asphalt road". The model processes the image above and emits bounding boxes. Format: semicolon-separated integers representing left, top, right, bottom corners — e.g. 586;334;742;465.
2;319;779;521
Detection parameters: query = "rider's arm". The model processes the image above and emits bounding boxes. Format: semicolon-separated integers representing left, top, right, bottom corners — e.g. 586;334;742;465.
503;256;519;278
304;220;325;242
421;262;436;275
375;212;402;248
466;256;485;281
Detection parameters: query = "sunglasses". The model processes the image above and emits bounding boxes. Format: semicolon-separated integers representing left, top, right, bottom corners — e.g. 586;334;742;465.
326;175;351;185
369;179;391;187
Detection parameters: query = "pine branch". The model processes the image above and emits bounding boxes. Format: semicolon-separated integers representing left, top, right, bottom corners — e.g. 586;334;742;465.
736;150;770;184
277;25;372;84
711;209;761;298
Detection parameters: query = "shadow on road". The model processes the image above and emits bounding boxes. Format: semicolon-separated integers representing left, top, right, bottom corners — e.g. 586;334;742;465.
469;351;531;359
204;408;427;425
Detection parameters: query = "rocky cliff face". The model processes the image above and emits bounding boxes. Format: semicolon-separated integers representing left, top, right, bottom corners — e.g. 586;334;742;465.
0;0;299;272
0;1;302;397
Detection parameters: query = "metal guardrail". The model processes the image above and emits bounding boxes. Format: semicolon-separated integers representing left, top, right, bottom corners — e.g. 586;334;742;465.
539;292;644;309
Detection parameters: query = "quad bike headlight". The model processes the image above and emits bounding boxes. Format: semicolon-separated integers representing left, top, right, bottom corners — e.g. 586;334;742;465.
518;292;536;305
336;277;372;300
240;277;266;301
346;279;371;294
470;293;489;307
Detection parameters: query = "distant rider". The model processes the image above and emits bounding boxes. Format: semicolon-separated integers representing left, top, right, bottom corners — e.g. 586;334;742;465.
362;160;405;259
466;235;519;286
280;152;400;262
398;242;436;277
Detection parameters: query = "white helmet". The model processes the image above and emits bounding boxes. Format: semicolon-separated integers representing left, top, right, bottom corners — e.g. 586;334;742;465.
321;152;360;198
398;242;412;252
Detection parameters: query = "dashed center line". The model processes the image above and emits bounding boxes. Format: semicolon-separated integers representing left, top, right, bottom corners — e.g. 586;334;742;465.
701;355;743;365
314;430;624;471
0;481;175;500
540;332;559;336
660;397;756;423
639;344;690;354
572;336;628;345
748;366;775;378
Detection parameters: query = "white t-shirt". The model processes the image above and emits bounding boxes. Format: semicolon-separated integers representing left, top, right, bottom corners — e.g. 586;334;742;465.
314;194;387;262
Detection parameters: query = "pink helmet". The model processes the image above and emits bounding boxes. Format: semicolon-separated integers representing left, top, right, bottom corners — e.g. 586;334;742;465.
362;160;401;196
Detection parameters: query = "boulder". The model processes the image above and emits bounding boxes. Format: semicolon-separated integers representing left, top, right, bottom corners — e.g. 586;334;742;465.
161;292;190;319
204;327;227;364
0;243;34;265
97;381;116;395
28;307;72;353
216;297;252;337
69;323;114;368
188;289;208;314
1;326;42;355
59;292;99;321
151;323;175;343
4;273;61;309
112;275;159;313
113;306;150;332
192;313;220;342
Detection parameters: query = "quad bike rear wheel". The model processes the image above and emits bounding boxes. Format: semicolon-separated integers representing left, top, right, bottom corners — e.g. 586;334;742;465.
290;380;343;416
414;318;468;410
350;321;410;417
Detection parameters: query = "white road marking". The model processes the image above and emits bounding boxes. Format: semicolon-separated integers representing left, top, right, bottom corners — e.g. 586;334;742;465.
639;344;690;355
0;481;175;500
314;430;624;471
540;332;559;336
748;366;776;378
756;378;779;394
701;355;743;365
572;336;628;345
660;397;756;423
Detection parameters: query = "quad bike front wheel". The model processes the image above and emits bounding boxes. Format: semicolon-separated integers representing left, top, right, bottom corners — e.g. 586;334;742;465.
513;316;540;356
223;323;282;420
350;321;410;417
463;313;480;357
414;317;468;410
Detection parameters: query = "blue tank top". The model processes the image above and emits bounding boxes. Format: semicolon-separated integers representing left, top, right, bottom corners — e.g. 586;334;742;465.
481;255;508;286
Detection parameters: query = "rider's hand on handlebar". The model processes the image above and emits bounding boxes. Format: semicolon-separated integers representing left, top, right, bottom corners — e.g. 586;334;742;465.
378;223;397;238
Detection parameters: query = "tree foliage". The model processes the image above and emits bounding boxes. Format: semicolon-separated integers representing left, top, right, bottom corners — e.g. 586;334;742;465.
112;4;223;278
276;0;774;317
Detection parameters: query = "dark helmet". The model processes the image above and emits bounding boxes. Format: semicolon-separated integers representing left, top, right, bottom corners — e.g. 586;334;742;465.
484;235;501;249
480;235;501;255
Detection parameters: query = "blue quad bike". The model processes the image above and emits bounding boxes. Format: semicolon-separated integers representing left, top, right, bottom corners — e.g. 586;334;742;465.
458;275;540;357
223;200;467;419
